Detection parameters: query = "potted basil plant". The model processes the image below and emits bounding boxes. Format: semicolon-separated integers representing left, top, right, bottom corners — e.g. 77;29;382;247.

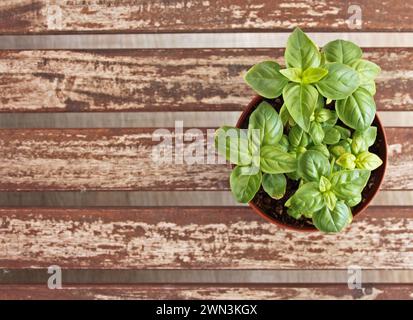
215;27;387;233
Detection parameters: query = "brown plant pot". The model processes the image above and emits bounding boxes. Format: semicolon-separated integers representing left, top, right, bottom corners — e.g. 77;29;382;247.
236;95;388;232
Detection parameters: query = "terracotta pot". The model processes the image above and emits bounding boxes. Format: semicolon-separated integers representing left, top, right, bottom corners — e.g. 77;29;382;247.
236;95;388;232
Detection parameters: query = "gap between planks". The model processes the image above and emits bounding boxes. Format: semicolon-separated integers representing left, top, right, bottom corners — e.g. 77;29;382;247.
0;191;411;207
0;112;410;128
0;33;413;49
0;269;413;284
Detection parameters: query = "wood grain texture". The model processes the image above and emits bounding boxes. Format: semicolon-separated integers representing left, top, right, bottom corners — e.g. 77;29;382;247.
0;207;412;269
0;284;412;300
0;127;409;191
0;0;411;34
0;128;227;191
0;48;411;112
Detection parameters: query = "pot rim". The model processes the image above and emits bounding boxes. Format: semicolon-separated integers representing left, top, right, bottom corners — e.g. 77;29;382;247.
236;95;388;232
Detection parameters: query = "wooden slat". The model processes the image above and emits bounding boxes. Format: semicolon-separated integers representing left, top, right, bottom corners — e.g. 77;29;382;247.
0;128;228;191
0;48;411;112
0;1;411;34
0;206;412;269
0;284;412;300
0;127;409;191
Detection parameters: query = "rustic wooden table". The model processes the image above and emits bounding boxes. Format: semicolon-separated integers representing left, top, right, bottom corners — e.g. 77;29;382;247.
0;0;412;300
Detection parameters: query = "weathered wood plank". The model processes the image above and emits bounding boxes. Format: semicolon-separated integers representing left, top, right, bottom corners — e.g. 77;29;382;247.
0;48;411;112
0;284;412;300
0;128;228;191
385;128;413;190
0;127;409;191
0;207;412;269
0;0;411;34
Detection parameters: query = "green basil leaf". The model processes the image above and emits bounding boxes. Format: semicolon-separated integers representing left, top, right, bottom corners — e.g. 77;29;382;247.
330;140;351;158
365;127;378;147
316;94;325;109
301;67;328;84
215;126;251;165
283;83;318;132
279;68;302;83
312;201;352;233
350;59;381;83
322;39;362;65
315;108;334;123
262;173;287;200
279;104;289;126
336;87;376;130
260;146;297;174
354;126;377;147
319;176;332;192
278;134;290;152
316;63;360;100
323;126;341;145
279;103;295;126
297;150;330;182
332;164;342;173
330;169;371;200
355;151;383;171
248;130;261;170
286;171;301;181
334;125;351;140
351;134;368;155
320;51;326;66
286;182;325;215
309;121;325;145
248;101;283;146
336;152;356;170
288;125;309;147
360;80;376;96
323;190;337;211
294;146;307;157
346;194;362;207
287;208;302;219
308;144;330;159
323;110;339;127
244;61;288;98
230;166;262;203
285;27;321;70
302;211;315;219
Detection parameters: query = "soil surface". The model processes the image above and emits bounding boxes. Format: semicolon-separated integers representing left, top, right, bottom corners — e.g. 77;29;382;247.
239;97;383;230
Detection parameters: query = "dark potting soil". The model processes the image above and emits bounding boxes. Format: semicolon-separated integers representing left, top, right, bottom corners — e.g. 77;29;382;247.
239;97;383;230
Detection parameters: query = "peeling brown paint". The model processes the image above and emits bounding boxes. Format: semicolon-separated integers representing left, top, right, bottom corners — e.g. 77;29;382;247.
0;0;411;34
0;48;411;112
0;284;412;300
0;128;230;191
0;207;411;269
